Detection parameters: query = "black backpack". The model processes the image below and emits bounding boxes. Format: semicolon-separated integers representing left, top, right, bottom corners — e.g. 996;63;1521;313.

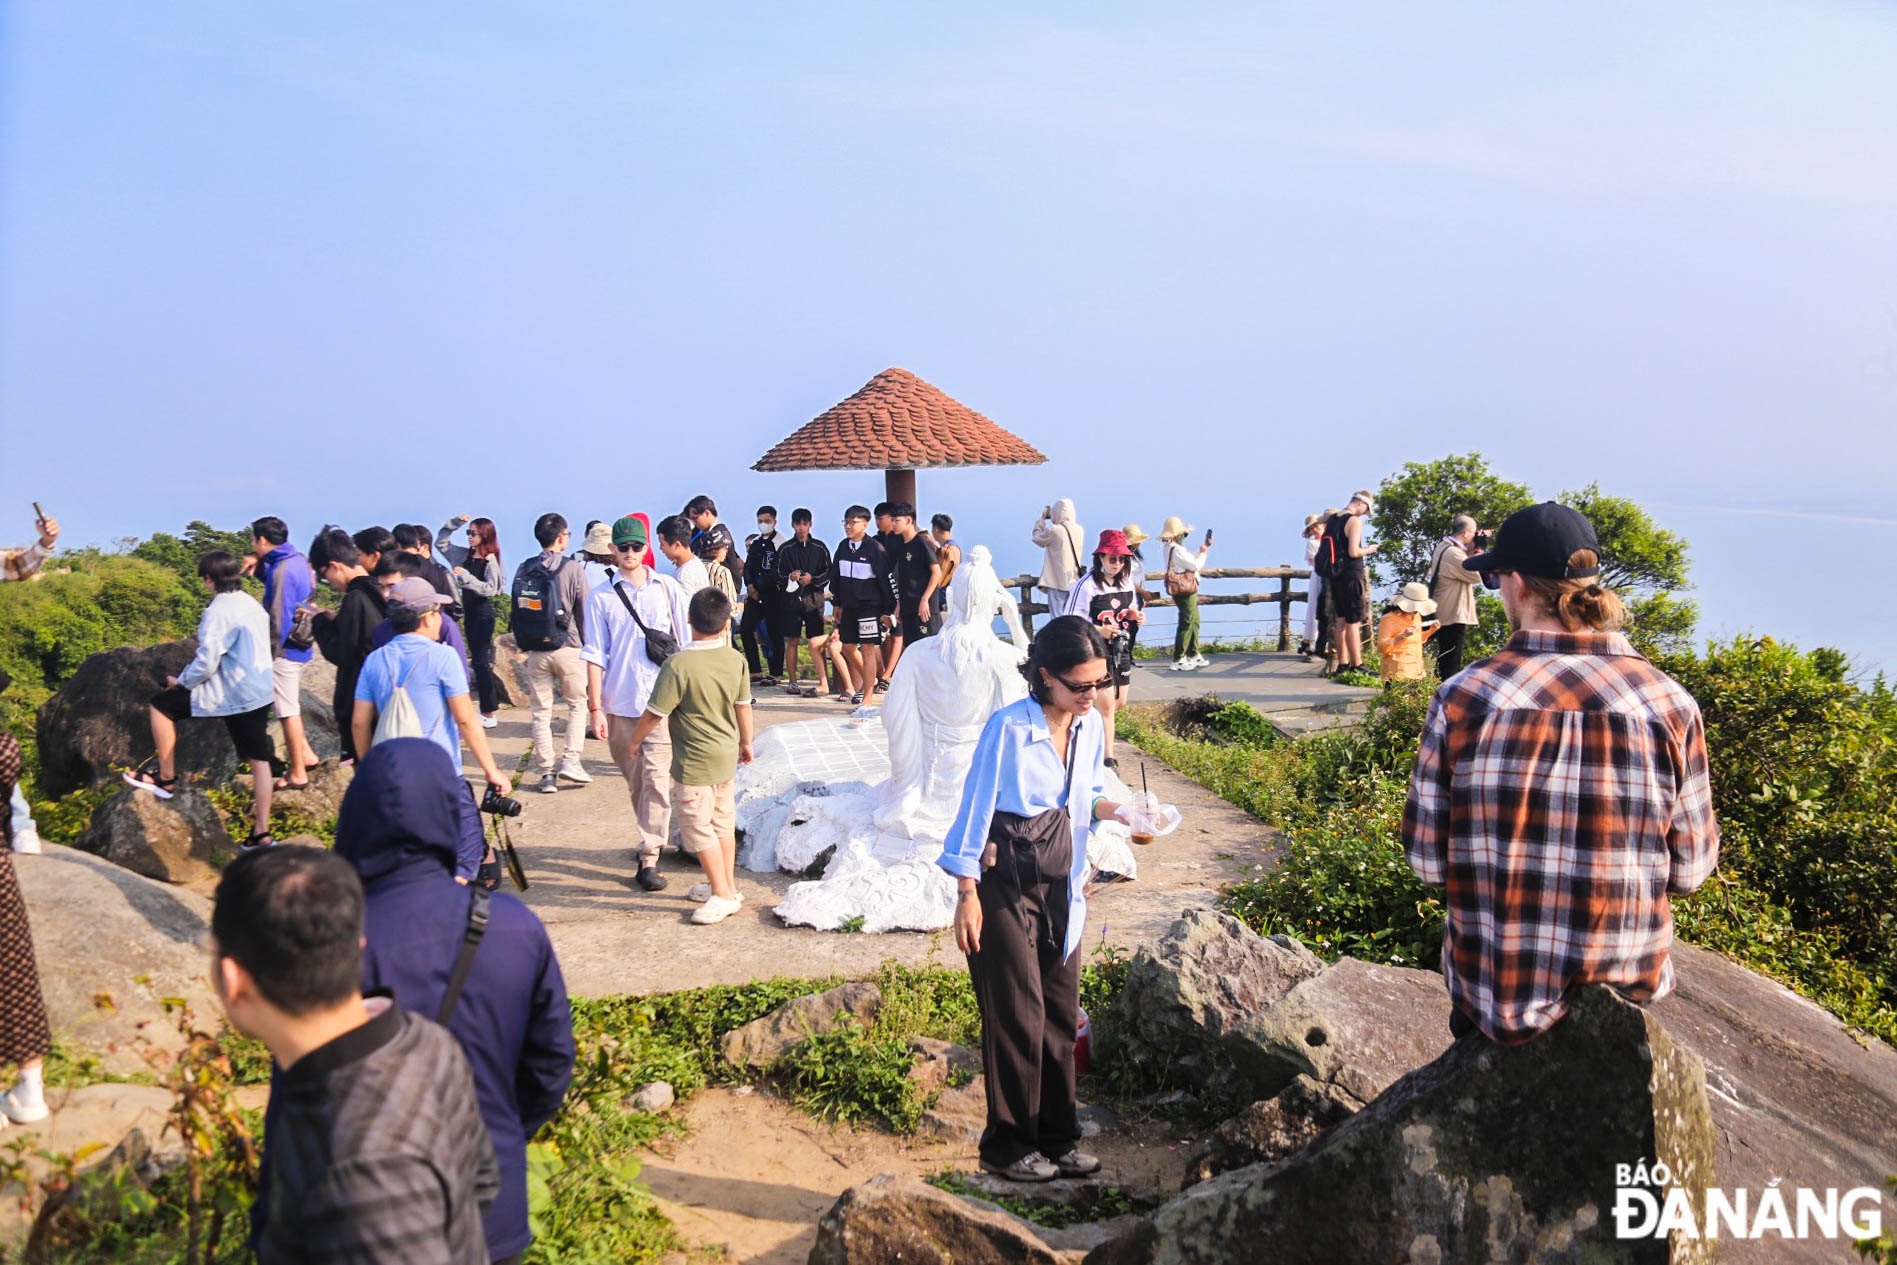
511;556;570;652
1312;512;1350;579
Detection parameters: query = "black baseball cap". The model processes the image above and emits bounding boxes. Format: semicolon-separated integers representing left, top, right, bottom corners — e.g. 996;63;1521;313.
1463;502;1601;581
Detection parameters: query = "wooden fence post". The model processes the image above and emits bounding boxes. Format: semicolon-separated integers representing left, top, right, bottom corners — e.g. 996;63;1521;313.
1276;572;1293;652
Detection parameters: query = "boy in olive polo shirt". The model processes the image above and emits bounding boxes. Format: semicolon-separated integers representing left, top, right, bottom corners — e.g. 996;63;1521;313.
627;587;754;924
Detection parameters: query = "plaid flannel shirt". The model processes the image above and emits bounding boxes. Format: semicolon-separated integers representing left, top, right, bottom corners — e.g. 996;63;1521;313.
1403;629;1719;1044
1;542;50;583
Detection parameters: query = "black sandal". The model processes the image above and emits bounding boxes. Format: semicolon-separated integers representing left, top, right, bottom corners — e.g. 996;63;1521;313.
239;831;276;852
122;761;178;800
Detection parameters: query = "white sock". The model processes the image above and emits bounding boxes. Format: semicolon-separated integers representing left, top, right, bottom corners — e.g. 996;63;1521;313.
16;1067;43;1101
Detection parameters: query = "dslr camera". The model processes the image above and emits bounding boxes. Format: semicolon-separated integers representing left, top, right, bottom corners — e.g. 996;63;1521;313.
480;784;524;818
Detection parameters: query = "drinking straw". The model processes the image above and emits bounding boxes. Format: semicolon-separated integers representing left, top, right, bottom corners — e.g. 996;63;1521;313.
1140;762;1149;802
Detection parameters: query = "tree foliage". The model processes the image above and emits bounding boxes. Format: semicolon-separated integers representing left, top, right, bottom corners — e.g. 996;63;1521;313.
129;521;257;590
1371;453;1533;585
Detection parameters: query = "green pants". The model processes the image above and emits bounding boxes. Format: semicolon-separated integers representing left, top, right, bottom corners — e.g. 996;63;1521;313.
1173;592;1201;659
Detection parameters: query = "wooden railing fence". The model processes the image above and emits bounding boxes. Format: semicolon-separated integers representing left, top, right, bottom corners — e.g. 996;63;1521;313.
1000;567;1313;651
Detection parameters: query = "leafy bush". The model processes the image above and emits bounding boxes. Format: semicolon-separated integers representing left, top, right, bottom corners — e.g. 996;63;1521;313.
1203;700;1279;748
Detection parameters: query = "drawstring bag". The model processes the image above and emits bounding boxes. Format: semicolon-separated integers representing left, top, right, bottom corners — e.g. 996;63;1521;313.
372;654;427;746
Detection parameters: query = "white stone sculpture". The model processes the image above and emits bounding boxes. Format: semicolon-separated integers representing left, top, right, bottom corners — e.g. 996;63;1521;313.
735;545;1140;934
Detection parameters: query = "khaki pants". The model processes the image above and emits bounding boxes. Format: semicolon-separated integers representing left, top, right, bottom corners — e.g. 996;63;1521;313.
526;646;588;774
607;714;673;865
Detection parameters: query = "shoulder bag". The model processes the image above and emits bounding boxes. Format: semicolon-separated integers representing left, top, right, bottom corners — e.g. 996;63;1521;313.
615;581;679;666
1165;544;1199;598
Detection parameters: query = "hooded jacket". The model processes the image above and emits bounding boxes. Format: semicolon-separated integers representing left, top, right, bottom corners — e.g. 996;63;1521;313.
333;740;576;1262
1032;499;1085;593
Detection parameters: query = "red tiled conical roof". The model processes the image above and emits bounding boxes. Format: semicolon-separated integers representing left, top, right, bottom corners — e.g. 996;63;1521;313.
753;368;1046;472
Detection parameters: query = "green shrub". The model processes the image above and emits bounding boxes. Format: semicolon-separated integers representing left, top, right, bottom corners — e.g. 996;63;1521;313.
1204;700;1279;748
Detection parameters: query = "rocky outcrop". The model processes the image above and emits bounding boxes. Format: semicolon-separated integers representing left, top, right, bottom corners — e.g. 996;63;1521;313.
720;981;883;1066
77;788;230;886
1182;1075;1360;1185
1087;986;1717;1265
1234;954;1453;1105
265;758;353;826
280;656;342;764
35;642;232;797
1110;911;1325;1106
907;1037;981;1098
808;1173;1068;1265
15;845;220;1072
25;1123;186;1261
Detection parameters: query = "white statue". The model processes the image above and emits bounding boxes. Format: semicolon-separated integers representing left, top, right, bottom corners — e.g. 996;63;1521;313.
873;545;1030;844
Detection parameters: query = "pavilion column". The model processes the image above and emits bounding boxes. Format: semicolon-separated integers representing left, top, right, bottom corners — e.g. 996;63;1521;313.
884;467;917;514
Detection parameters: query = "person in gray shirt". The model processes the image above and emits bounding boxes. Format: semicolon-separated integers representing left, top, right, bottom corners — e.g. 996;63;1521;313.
218;847;498;1265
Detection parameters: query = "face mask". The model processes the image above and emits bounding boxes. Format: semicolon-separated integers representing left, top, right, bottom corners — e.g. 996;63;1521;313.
758;522;775;535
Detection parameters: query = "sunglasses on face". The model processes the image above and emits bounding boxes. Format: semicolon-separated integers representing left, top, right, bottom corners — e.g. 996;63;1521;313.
1481;571;1506;590
614;542;644;553
1053;672;1113;695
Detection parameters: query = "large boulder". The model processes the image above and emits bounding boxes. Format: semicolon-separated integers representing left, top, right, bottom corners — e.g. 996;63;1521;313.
1087;986;1717;1265
720;981;883;1066
1233;955;1454;1106
77;788;231;887
1111;911;1325;1106
15;845;221;1072
809;1173;1068;1265
264;758;353;828
35;642;236;797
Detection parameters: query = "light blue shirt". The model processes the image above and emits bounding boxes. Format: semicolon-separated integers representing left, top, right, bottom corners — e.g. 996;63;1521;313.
178;592;274;717
355;634;470;771
937;696;1107;961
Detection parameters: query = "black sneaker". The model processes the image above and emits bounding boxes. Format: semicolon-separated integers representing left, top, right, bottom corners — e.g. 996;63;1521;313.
1051;1148;1101;1177
636;865;669;892
980;1152;1060;1183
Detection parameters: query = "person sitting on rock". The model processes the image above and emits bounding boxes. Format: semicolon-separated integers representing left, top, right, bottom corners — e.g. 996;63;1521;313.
333;739;575;1265
124;550;279;852
1402;503;1720;1044
0;726;53;1125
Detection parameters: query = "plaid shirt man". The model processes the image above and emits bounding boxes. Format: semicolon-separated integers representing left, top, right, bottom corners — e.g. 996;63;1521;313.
0;542;50;583
1403;628;1719;1044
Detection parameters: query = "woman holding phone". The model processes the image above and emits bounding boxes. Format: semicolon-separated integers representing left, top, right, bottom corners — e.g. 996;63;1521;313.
438;515;505;727
1159;517;1210;671
1066;530;1144;769
938;616;1171;1183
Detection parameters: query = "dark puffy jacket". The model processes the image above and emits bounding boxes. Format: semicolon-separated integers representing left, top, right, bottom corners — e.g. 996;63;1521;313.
334;740;575;1263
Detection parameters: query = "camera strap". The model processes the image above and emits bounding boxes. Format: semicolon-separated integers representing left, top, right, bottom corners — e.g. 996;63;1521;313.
436;886;491;1027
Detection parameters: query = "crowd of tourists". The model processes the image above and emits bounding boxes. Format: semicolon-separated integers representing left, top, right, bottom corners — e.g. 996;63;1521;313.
0;490;1720;1253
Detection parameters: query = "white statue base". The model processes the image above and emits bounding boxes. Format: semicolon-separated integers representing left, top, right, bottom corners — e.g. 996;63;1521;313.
735;713;1140;934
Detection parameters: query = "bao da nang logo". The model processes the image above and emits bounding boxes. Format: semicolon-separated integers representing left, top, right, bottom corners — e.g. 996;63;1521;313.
1613;1160;1884;1241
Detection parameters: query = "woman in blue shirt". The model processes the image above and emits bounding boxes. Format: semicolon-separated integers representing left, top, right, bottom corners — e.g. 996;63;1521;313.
938;615;1162;1183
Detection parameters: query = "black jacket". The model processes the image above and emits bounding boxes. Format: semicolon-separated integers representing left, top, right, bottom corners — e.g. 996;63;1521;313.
744;532;782;596
830;536;896;613
777;536;830;611
314;575;387;756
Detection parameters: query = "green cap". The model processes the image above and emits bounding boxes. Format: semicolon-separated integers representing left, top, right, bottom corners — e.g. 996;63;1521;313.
612;515;647;548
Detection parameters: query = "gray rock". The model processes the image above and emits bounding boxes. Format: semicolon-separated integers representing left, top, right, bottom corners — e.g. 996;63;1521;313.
917;1077;987;1144
78;788;231;886
286;656;342;762
264;758;353;826
719;980;882;1066
1182;1075;1360;1186
1086;986;1717;1265
35;642;238;797
1233;955;1453;1106
1111;910;1325;1106
626;1081;675;1114
808;1173;1067;1265
907;1036;981;1097
15;845;220;1072
26;1125;187;1259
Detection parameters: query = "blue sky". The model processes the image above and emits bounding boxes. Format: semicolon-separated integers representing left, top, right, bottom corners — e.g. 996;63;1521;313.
4;3;1895;666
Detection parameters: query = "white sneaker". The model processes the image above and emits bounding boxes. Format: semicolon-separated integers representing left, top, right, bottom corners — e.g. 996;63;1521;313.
11;826;41;856
688;883;743;904
1189;654;1209;669
1169;659;1189;672
0;1086;48;1124
690;894;743;925
481;714;498;730
557;757;593;784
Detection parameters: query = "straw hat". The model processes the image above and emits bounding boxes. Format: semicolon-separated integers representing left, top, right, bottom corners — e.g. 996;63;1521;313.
1393;582;1437;616
581;521;614;558
1123;523;1150;546
1303;512;1326;535
1159;515;1192;541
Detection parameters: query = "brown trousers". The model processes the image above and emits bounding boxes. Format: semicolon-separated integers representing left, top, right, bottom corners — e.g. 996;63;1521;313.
965;871;1080;1168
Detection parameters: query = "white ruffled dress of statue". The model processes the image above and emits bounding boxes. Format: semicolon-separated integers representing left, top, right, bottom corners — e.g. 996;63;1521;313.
734;545;1140;933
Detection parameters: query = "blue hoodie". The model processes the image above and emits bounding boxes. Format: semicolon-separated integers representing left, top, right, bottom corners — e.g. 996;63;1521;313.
333;740;575;1262
258;543;315;665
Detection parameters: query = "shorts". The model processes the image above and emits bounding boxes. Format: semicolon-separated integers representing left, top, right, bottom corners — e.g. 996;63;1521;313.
1329;567;1369;625
1105;637;1135;689
150;686;276;764
672;780;736;854
900;603;941;643
780;602;826;640
837;608;887;645
271;656;305;719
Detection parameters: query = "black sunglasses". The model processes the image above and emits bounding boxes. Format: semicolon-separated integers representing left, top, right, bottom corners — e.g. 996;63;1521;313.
1481;570;1507;590
613;541;645;553
1053;672;1114;695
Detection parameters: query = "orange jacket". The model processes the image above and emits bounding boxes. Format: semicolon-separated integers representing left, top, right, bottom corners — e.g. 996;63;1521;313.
1377;609;1438;681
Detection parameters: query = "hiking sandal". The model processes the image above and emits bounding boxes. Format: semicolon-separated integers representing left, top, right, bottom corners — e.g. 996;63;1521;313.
122;761;178;800
239;831;276;852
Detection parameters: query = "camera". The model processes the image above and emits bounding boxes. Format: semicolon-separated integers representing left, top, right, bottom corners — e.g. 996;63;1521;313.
480;785;524;818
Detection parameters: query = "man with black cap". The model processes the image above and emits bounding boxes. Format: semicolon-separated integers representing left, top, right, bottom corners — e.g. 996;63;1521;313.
1402;502;1719;1046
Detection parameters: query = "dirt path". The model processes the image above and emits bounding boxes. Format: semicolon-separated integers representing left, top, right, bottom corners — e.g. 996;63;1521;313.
484;692;1274;997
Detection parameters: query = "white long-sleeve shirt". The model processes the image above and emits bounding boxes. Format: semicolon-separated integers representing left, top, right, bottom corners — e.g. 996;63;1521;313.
178;592;274;716
581;570;692;718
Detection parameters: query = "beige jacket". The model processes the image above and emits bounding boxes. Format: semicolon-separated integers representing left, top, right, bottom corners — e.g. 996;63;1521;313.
1032;499;1085;594
1428;537;1481;626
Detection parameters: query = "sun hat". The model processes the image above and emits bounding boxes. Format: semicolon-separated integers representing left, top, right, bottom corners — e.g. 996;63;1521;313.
1303;512;1326;534
611;515;648;548
386;577;452;614
1392;582;1437;616
1347;490;1375;512
581;521;613;556
1123;523;1150;546
1158;515;1192;541
1094;529;1133;557
1464;502;1601;581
